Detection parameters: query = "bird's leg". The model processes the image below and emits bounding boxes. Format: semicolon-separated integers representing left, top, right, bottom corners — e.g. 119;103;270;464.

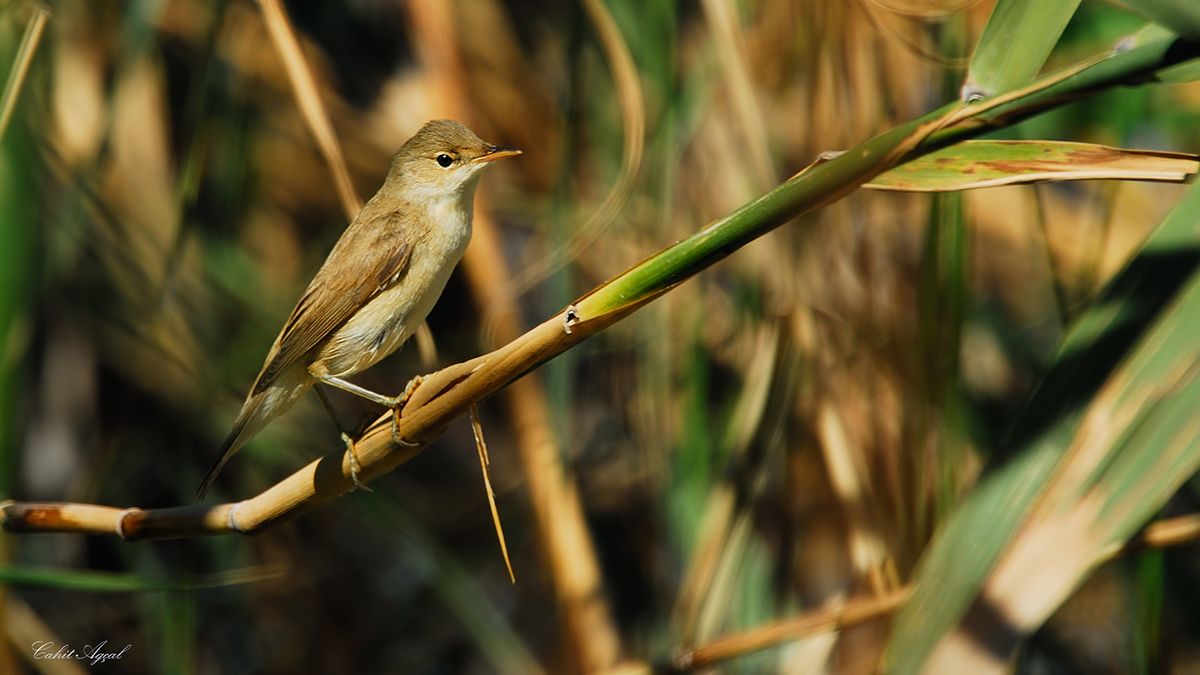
314;385;373;492
316;374;424;449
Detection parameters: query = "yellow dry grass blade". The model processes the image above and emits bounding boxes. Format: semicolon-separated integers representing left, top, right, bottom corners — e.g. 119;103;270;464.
470;404;514;584
866;141;1199;192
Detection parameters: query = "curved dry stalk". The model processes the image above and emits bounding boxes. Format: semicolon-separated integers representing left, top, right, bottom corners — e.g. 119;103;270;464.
702;0;773;189
854;0;974;69
255;0;361;220
504;0;645;301
1125;512;1200;550
0;4;49;144
865;0;986;20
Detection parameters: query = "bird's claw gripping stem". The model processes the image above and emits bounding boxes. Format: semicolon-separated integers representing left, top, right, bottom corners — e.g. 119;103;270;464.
340;432;374;492
389;375;424;449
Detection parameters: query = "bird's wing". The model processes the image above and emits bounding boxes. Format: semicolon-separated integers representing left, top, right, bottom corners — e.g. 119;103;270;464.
252;213;412;395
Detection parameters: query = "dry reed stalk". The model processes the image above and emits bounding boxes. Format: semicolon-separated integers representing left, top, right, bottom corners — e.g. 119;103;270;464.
255;0;361;220
404;0;624;671
504;0;645;299
676;588;912;670
0;5;48;143
470;403;515;583
817;400;892;587
671;326;782;641
5;595;88;675
702;0;773;189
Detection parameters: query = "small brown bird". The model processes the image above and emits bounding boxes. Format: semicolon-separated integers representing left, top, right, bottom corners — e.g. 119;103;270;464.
196;120;519;499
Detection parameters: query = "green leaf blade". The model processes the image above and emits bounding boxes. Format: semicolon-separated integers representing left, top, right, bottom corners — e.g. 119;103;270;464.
967;0;1083;98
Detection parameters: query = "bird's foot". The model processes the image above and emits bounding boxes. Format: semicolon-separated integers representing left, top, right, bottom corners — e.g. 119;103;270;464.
340;431;374;492
388;375;424;449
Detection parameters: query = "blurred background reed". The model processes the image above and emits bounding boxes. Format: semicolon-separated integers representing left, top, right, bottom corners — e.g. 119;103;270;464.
1;0;1200;673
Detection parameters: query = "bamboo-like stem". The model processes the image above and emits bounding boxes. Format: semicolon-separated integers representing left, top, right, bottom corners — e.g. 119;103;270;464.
2;35;1196;542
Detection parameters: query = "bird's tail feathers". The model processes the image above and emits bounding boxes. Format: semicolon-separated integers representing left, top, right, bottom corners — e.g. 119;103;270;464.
195;397;264;500
196;424;246;500
196;370;314;500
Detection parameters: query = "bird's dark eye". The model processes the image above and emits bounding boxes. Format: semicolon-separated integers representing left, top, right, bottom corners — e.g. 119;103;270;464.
436;153;453;167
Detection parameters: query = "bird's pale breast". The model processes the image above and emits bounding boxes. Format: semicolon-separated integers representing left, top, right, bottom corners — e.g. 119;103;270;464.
317;194;474;377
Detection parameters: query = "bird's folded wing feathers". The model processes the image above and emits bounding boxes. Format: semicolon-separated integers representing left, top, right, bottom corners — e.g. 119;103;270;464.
253;215;412;394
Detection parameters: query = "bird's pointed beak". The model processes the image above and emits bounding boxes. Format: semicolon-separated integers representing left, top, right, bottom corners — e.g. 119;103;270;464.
472;146;522;164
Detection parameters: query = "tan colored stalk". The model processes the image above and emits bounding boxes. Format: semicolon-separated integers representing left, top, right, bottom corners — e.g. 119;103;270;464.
405;0;625;670
255;0;361;219
0;5;48;143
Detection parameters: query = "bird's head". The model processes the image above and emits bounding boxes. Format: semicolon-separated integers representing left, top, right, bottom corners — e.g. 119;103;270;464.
388;119;520;201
